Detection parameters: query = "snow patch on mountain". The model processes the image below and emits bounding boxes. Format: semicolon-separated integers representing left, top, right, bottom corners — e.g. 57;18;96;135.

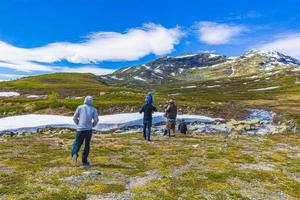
181;85;197;89
248;86;280;91
174;54;198;59
0;92;20;97
133;76;146;81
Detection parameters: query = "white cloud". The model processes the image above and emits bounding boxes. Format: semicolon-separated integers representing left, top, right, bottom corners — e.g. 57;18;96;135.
256;33;300;60
0;23;183;73
0;73;25;81
195;21;247;45
0;61;54;72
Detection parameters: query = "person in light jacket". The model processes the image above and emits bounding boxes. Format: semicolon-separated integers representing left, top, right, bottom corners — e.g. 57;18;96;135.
71;96;99;166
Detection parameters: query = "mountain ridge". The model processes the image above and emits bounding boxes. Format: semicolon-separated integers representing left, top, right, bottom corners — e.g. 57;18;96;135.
99;50;300;87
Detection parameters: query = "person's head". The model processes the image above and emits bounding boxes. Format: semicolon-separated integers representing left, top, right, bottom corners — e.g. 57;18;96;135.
182;119;185;123
169;99;175;105
84;96;93;105
145;92;153;105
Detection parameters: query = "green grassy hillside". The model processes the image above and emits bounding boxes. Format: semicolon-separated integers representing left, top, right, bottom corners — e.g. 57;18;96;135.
0;73;146;116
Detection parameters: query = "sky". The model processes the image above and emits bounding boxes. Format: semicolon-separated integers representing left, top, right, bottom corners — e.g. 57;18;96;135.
0;0;300;80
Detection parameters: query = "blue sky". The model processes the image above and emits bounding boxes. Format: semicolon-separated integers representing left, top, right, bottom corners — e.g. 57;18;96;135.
0;0;300;80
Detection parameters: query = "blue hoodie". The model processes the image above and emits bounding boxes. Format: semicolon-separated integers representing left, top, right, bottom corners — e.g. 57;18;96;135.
73;96;99;131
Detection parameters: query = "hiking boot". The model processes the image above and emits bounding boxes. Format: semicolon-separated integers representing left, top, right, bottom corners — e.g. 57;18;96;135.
83;161;90;167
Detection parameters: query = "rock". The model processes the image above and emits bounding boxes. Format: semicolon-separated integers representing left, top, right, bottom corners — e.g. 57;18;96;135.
0;138;7;143
114;129;123;133
246;109;275;122
235;124;250;131
247;119;260;125
192;144;199;148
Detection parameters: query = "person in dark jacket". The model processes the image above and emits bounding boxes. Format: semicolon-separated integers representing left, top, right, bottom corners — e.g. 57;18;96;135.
140;93;157;142
165;100;177;137
178;119;188;134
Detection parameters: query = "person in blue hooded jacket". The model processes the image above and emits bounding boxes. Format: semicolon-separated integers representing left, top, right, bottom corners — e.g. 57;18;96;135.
140;92;157;142
71;96;99;166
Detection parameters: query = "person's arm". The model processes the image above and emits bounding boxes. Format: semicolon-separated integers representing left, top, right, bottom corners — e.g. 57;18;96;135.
93;108;99;127
165;105;170;113
73;107;80;125
153;105;158;112
164;105;170;116
139;105;145;113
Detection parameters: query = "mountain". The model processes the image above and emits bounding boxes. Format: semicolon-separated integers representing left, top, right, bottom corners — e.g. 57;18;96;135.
99;50;300;87
100;53;227;86
181;50;300;81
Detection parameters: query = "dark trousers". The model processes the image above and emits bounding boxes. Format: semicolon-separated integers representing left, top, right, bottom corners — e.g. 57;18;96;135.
143;119;152;141
71;130;92;164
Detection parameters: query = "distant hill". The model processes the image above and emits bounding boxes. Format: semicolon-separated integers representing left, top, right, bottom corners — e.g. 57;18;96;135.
0;73;138;96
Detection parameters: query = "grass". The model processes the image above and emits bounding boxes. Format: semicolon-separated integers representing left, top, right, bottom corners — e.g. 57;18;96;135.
0;131;300;199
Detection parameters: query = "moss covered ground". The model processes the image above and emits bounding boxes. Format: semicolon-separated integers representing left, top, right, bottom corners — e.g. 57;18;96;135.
0;130;300;199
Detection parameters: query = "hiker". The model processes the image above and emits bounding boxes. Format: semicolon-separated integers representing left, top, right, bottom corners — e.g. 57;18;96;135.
178;119;188;134
71;96;99;166
165;100;177;137
139;92;157;142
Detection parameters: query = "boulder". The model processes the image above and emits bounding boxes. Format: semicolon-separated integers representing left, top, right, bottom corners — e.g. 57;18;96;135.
0;138;7;143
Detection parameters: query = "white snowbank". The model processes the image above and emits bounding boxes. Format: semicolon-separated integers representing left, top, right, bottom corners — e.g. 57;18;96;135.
0;112;216;133
248;86;280;91
207;85;221;88
181;86;196;89
0;92;20;97
27;95;48;99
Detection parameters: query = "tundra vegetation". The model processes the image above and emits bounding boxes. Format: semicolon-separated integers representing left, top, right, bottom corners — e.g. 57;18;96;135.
0;131;300;199
0;52;300;199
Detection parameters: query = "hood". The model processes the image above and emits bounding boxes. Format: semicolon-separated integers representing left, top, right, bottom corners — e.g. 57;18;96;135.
145;92;153;105
84;96;93;105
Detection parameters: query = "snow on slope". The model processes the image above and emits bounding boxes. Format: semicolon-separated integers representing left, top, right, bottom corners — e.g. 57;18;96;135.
174;54;197;59
248;86;280;91
133;76;146;81
0;113;216;133
0;92;20;97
